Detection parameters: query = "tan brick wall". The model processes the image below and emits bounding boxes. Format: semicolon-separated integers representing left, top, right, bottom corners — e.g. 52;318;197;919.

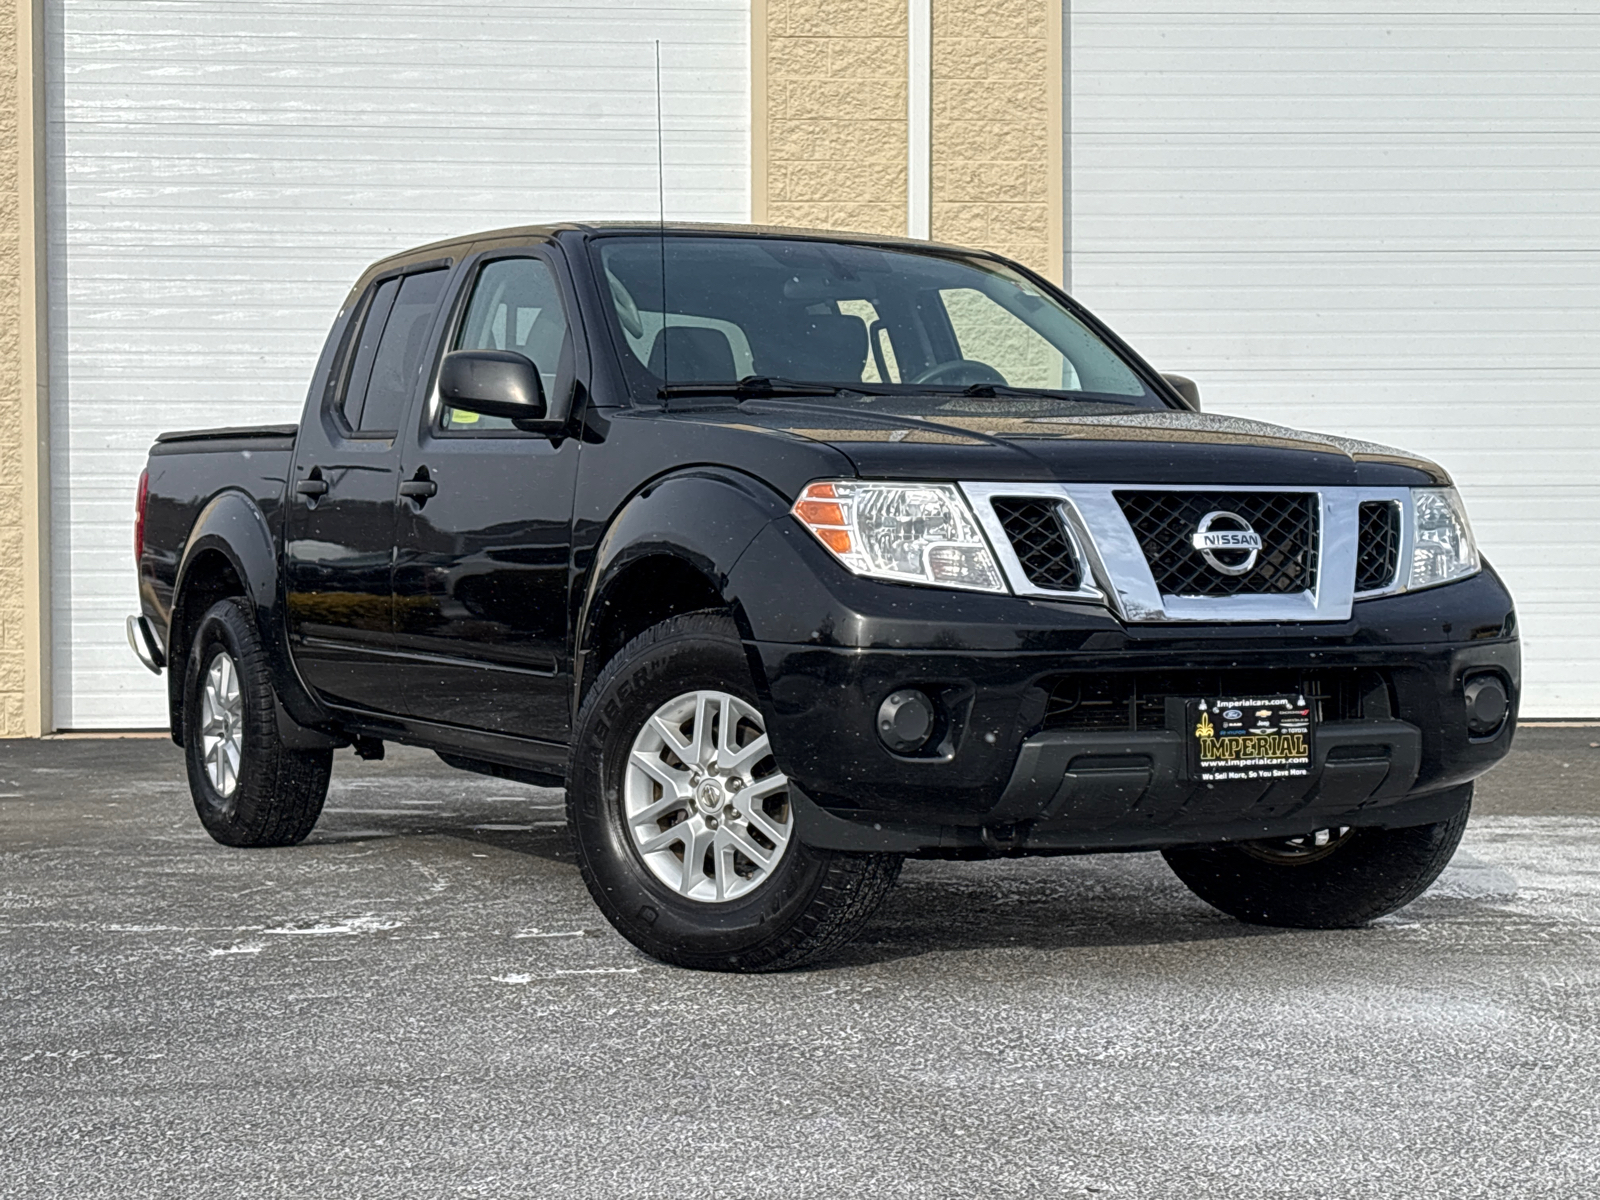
931;0;1054;274
0;0;24;736
761;0;909;236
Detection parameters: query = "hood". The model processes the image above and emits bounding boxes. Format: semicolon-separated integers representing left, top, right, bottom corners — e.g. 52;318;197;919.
681;402;1451;488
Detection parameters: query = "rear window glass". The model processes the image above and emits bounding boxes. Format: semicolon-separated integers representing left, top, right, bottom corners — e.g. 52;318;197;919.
340;277;398;428
342;268;450;432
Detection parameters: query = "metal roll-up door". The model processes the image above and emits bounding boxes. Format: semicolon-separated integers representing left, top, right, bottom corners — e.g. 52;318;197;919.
47;0;750;728
1072;1;1600;716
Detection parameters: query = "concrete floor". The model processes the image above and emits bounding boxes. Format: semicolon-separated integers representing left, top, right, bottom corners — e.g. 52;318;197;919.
2;727;1598;1198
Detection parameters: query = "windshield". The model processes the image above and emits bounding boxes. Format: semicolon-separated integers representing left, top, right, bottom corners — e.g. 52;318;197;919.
593;235;1164;414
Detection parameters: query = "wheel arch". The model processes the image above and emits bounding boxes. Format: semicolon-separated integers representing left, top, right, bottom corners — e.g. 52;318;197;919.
573;468;791;717
167;490;325;744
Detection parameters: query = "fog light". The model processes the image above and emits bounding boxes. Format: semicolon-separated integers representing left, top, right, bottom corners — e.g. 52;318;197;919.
878;689;936;753
1463;675;1509;737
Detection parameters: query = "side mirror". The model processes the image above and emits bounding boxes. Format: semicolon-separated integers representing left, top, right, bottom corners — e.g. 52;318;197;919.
1161;373;1200;411
438;349;559;429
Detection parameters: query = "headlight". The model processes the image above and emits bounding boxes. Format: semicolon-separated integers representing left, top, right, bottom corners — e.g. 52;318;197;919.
1409;487;1480;589
793;480;1006;593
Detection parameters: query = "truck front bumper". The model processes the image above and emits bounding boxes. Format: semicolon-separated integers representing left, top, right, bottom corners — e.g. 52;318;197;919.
749;615;1516;857
761;640;1512;855
730;520;1519;856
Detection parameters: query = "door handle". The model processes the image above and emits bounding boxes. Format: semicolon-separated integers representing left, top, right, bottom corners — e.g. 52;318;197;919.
295;479;328;498
399;476;437;500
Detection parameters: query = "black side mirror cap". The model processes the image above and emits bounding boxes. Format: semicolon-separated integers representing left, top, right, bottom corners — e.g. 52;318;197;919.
1161;373;1200;410
439;349;562;430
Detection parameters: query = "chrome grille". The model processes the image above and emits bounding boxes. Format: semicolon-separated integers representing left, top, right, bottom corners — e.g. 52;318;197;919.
991;498;1080;591
1356;500;1402;593
1116;491;1319;597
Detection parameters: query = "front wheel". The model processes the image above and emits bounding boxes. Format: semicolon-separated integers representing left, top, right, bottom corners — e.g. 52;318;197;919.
1162;790;1471;928
183;597;332;847
567;612;901;972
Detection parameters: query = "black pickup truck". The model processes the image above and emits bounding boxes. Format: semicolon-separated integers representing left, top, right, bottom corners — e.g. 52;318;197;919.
130;222;1518;970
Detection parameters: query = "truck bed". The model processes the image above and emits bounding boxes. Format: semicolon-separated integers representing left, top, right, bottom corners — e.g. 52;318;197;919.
154;424;298;449
141;424;300;657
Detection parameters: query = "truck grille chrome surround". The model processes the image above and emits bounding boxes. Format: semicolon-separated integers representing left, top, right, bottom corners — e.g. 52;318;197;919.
990;497;1082;591
1355;499;1403;595
961;482;1417;622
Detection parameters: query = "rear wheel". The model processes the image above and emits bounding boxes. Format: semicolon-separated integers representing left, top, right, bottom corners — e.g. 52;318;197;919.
567;612;901;971
1162;790;1471;928
183;598;332;847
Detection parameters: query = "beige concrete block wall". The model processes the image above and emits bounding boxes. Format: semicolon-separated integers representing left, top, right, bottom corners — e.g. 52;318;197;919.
1;0;24;735
1;0;44;737
759;0;909;236
931;0;1055;275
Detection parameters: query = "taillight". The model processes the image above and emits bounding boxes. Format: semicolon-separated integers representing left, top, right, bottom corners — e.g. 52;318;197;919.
134;469;149;567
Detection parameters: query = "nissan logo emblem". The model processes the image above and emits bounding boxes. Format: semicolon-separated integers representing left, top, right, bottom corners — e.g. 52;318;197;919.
1191;510;1262;576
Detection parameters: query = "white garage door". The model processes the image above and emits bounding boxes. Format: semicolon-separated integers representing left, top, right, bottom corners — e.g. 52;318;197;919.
1071;1;1600;717
47;0;750;729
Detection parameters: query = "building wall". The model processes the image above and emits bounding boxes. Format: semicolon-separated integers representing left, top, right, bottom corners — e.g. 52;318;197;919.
1069;0;1600;717
930;0;1057;276
759;0;908;236
2;0;49;738
1;0;23;735
9;2;1594;729
46;0;749;730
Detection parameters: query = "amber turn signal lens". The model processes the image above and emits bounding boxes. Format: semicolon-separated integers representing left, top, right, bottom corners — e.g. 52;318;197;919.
795;499;846;526
794;483;852;554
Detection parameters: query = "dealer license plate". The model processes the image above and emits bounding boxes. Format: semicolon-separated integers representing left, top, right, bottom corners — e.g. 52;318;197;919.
1189;695;1315;782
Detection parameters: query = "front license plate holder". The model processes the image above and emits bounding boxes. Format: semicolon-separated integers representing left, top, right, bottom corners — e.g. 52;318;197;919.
1189;695;1315;783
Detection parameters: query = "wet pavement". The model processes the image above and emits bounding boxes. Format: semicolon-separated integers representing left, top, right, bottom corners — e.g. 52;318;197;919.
2;727;1598;1198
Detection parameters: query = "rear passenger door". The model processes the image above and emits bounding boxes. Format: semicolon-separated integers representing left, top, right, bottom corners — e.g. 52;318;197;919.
389;246;584;743
283;263;453;714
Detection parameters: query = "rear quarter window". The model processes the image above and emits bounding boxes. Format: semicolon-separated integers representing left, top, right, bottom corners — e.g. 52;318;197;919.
340;268;450;433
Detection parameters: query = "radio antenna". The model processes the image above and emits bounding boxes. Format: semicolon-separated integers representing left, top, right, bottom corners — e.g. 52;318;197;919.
654;40;668;388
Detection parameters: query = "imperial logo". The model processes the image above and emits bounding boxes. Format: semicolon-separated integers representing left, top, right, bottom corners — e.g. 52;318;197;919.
1199;733;1309;762
1190;510;1262;575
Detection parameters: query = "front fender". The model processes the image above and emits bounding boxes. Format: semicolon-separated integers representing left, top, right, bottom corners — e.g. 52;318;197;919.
573;468;792;698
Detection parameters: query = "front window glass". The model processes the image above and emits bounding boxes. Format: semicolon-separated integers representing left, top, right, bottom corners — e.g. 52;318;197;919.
446;257;571;431
594;236;1161;414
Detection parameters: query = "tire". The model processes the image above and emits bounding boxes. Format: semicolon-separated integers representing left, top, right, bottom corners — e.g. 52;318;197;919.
567;611;902;972
1162;789;1472;929
182;597;332;848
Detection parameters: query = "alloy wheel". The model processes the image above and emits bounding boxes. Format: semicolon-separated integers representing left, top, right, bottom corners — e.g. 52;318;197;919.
623;689;792;903
1240;825;1354;865
199;652;244;798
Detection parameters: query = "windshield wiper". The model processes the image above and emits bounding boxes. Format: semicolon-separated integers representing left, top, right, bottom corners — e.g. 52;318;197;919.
658;376;841;401
954;383;1143;406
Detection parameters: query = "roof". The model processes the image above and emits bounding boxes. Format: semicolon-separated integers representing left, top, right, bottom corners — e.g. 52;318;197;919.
373;221;990;274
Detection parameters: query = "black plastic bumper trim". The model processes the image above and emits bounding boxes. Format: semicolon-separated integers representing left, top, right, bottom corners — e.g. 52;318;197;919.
792;719;1432;856
991;718;1422;824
